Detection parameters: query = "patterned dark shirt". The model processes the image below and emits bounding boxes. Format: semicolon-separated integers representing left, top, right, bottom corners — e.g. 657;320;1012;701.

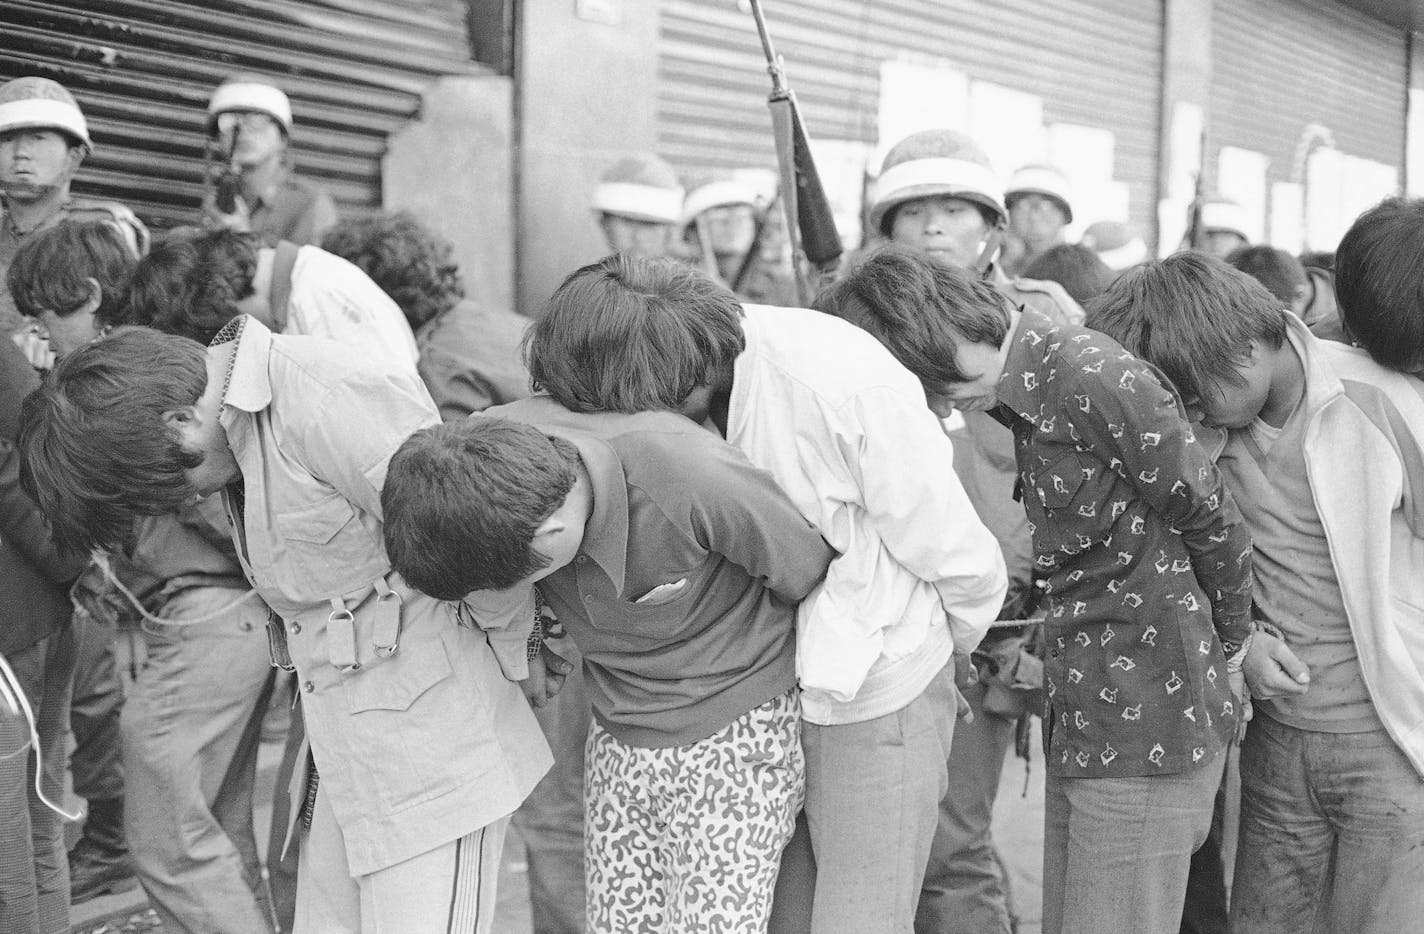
995;309;1253;777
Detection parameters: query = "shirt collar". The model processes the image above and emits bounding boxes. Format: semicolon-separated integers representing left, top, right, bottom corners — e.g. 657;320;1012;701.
542;426;630;594
214;314;274;413
995;305;1062;424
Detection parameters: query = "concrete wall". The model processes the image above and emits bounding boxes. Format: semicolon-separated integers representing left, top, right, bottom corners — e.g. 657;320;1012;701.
515;0;661;316
384;74;516;316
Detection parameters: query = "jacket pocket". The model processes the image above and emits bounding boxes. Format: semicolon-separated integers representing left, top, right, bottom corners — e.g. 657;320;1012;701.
345;638;451;713
1031;452;1089;512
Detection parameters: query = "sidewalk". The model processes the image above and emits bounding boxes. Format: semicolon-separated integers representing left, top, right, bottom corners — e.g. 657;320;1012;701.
72;724;1047;933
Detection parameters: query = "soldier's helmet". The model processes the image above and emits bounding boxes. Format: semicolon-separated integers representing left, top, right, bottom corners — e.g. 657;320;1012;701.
591;154;685;225
1081;220;1148;271
680;177;760;229
869;129;1005;237
1200;198;1251;241
208;75;294;136
0;77;92;150
1005;164;1074;223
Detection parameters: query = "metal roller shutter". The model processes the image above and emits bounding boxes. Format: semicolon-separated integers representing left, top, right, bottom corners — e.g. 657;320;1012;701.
659;0;1164;241
1209;0;1406;248
0;0;478;232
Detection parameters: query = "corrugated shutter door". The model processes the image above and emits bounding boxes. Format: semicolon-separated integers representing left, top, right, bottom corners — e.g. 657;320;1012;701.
1209;0;1405;246
0;0;477;231
660;0;1163;240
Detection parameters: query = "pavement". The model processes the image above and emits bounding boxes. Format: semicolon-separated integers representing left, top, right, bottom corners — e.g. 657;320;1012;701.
71;721;1047;933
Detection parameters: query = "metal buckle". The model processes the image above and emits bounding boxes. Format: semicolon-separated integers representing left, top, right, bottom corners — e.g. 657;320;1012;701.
372;579;402;658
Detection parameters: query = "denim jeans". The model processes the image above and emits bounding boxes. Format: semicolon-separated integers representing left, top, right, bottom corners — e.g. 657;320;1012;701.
122;587;276;933
915;676;1018;934
510;636;589;934
0;627;77;934
1229;713;1424;934
769;661;958;934
1042;749;1223;934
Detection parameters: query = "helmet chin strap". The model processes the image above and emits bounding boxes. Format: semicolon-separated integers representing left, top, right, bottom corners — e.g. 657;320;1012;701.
975;226;1003;278
0;179;61;200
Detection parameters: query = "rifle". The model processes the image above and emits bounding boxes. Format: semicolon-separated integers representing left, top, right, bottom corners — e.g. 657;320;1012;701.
1185;126;1208;251
748;0;843;304
208;122;244;215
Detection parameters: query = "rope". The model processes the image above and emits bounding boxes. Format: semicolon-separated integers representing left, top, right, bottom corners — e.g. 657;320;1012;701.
84;552;259;627
0;651;84;821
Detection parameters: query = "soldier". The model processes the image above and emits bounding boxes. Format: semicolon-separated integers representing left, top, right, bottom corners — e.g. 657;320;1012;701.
1080;220;1148;273
202;75;337;247
0;76;147;354
1003;164;1074;276
0;75;150;904
1197;198;1251;260
867;128;1082;934
590;153;683;260
681;176;798;306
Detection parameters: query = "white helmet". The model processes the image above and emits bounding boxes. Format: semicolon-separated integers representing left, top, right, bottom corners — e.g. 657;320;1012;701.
0;77;91;150
591;154;684;225
208;76;293;135
1005;164;1073;223
869;129;1005;236
1200;199;1251;241
680;178;759;229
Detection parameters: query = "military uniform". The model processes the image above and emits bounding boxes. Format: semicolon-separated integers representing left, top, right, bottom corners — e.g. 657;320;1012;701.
0;197;148;333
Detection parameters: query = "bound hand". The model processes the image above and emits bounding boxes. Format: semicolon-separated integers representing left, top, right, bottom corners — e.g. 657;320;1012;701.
518;644;574;709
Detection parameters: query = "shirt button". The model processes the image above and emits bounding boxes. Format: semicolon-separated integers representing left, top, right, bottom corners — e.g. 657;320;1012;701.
584;594;594;604
577;555;589;564
240;620;253;631
289;622;302;635
302;681;315;693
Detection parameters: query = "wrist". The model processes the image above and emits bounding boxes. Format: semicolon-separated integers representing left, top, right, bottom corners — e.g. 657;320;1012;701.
1226;629;1256;674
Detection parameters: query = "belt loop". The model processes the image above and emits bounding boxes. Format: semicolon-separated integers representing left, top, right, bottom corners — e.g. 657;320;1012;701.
327;597;359;671
372;577;402;658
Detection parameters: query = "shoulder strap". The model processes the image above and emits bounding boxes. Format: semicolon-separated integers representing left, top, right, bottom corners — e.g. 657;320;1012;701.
268;241;301;333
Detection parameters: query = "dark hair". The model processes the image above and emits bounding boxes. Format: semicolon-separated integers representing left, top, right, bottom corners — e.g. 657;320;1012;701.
525;254;746;413
121;228;259;343
1022;243;1116;304
1223;245;1307;307
1335;197;1424;375
1086;252;1287;404
382;418;579;597
812;245;1010;385
321;212;464;330
7;220;138;328
1299;251;1334;272
18;327;208;554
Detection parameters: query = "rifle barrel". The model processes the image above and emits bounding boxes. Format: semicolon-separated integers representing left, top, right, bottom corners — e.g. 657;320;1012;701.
747;0;787;95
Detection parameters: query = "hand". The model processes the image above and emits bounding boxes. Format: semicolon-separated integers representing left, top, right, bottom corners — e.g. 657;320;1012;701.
11;325;54;371
1242;630;1310;700
202;190;252;232
518;644;573;709
1229;669;1251;743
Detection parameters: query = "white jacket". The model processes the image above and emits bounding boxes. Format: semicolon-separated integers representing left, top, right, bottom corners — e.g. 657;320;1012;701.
729;305;1006;725
1284;319;1424;776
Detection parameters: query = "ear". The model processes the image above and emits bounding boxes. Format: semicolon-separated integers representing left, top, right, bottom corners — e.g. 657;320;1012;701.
160;406;196;432
78;278;103;315
533;513;568;539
